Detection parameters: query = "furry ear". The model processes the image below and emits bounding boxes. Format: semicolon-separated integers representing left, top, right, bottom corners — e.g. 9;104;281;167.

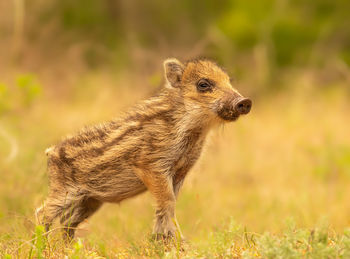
163;58;184;88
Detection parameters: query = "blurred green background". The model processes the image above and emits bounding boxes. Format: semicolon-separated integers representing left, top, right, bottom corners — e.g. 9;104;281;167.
1;0;350;257
1;0;350;93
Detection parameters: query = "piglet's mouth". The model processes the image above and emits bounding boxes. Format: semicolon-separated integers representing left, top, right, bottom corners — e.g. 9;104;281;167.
215;97;252;122
217;110;240;121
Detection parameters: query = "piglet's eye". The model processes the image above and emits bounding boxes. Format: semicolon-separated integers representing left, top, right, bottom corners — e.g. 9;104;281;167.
197;79;213;92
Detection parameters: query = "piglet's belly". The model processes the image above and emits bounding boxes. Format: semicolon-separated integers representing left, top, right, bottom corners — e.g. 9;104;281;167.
84;168;147;203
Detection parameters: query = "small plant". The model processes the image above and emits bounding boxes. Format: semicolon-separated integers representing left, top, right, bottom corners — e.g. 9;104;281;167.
69;238;83;259
0;74;42;115
28;225;46;259
16;74;42;106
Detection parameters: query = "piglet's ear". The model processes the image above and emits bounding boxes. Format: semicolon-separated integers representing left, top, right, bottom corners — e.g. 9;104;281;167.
163;58;184;88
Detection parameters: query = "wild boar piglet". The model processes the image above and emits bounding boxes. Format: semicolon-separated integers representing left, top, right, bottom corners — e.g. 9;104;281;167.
36;58;252;240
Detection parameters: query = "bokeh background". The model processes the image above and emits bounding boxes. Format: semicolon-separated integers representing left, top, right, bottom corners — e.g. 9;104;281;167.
1;0;350;256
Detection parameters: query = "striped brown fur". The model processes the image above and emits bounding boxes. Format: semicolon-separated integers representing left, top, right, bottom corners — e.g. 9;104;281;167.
36;58;252;240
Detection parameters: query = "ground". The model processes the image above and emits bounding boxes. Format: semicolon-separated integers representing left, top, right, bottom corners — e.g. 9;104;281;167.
0;70;350;258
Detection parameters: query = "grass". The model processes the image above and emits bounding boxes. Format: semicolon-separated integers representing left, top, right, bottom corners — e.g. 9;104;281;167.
0;70;350;258
2;219;350;258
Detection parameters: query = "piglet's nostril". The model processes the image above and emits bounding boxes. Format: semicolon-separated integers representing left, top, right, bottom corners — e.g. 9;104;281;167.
235;98;252;115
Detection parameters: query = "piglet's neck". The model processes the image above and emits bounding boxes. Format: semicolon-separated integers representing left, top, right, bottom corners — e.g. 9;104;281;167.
164;92;211;139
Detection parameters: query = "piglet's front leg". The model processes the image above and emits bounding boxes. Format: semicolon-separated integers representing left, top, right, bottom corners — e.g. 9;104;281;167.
135;167;180;240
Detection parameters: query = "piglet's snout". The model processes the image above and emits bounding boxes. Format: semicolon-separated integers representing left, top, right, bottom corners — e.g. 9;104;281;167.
233;97;252;115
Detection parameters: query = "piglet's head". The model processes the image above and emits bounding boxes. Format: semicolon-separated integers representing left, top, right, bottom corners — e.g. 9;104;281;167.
163;58;252;122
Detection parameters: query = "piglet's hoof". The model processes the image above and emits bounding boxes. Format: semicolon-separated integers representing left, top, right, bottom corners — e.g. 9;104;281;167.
151;233;186;251
152;231;174;241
